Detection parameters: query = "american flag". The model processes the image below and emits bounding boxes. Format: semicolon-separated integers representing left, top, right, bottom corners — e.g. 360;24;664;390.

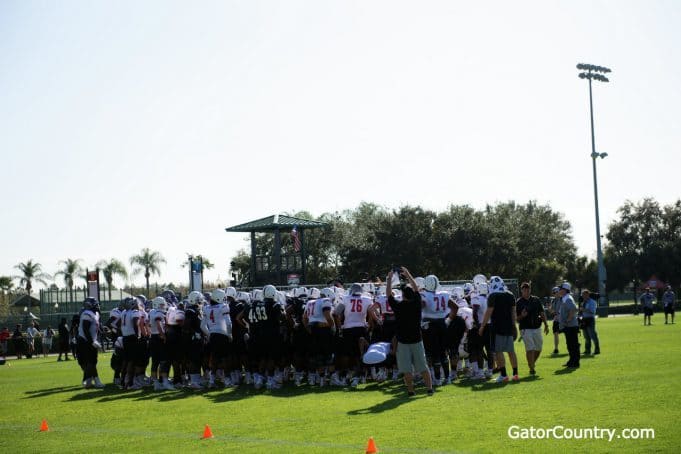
291;225;301;252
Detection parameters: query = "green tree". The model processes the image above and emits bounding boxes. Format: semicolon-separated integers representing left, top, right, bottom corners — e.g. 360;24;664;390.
129;248;166;297
14;259;51;295
182;255;215;271
0;276;15;317
54;258;82;303
96;258;129;302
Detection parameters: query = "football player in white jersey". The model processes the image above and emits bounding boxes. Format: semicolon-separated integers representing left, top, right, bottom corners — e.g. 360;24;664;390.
77;297;104;388
333;283;375;387
120;297;145;389
165;299;185;386
372;289;400;381
470;281;493;378
149;296;174;390
202;289;233;388
421;275;452;386
303;287;337;386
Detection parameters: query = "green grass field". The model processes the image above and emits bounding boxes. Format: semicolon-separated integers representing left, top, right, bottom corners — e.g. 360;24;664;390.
1;316;680;453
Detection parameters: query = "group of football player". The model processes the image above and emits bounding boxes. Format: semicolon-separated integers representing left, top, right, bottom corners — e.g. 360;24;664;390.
77;273;505;391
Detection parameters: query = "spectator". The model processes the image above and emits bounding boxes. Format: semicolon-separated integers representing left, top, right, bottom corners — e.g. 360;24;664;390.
12;325;24;359
26;322;40;358
557;282;580;368
516;282;549;375
640;288;656;326
662;285;675;325
0;327;9;355
386;266;434;397
57;318;70;361
479;276;519;382
580;290;600;355
42;325;55;358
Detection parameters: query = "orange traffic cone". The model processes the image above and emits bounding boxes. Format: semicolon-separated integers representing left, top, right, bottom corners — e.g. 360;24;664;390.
365;436;378;454
39;419;49;432
202;424;214;439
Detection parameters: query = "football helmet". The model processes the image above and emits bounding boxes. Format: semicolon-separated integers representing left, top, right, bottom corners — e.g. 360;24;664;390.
83;297;98;311
452;286;465;300
477;283;489;296
320;288;335;299
293;287;308;299
463;282;474;296
472;274;488;288
237;292;251;303
263;284;277;300
151;296;168;312
251;289;263;302
225;287;237;299
309;288;321;299
349;283;363;296
188;290;205;307
489;276;506;294
211;289;226;304
424;275;439;292
136;295;147;304
122;297;135;310
414;277;426;291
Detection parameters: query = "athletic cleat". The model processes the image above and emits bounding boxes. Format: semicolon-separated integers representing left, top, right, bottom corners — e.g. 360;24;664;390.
511;375;520;381
495;375;509;383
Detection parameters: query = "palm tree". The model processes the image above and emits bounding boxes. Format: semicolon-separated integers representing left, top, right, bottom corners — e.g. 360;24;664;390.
54;258;82;303
96;258;129;302
182;254;215;271
14;259;51;295
129;248;166;297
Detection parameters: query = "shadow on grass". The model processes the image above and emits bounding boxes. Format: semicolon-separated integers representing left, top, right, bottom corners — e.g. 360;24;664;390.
24;385;83;399
553;367;579;375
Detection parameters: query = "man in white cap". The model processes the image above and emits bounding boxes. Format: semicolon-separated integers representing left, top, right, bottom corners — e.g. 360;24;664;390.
557;282;580;368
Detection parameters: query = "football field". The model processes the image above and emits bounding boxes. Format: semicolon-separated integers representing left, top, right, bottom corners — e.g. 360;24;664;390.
1;315;679;453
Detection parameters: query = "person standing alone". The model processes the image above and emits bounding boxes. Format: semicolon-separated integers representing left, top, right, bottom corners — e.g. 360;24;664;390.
580;290;600;355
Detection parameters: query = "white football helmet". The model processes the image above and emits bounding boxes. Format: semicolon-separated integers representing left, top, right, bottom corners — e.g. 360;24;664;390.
275;291;287;305
463;282;474;296
263;284;277;300
225;287;237;299
237;292;251;303
414;277;426;291
320;288;335;299
211;288;226;304
477;283;489;295
452;286;465;300
309;287;321;299
293;287;308;299
473;274;488;288
424;275;439;292
188;291;205;307
489;276;506;294
151;296;168;312
251;289;263;302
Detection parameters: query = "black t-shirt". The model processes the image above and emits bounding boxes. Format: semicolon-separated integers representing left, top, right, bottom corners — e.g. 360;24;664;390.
488;291;516;336
516;295;544;330
388;292;423;344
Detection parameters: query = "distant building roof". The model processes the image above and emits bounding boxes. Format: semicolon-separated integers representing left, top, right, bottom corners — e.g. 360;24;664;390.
225;214;327;232
11;294;41;308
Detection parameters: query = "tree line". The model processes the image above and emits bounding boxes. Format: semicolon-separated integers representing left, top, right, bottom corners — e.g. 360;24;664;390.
232;198;681;293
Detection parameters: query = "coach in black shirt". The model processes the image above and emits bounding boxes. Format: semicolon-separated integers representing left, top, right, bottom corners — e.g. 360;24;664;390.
387;266;434;397
516;282;548;375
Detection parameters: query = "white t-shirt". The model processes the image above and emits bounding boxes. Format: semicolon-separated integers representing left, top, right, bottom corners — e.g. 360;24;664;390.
338;294;372;329
421;291;451;319
78;310;100;340
203;303;232;336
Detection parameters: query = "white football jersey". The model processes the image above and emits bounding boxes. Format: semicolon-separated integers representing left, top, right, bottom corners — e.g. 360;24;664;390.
341;295;372;329
78;309;99;340
421;291;451;319
149;309;166;335
203;303;232;336
120;309;141;337
109;307;122;330
307;298;333;323
374;295;396;320
166;307;185;326
471;294;489;324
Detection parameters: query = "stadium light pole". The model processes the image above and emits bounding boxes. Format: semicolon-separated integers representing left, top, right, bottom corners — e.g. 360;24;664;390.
577;63;611;313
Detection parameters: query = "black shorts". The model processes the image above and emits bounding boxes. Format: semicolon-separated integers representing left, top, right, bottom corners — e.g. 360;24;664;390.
644;307;654;316
149;335;168;363
249;331;282;362
291;328;311;356
446;317;466;352
209;333;231;361
76;337;98;364
552;320;560;334
165;332;182;362
664;305;675;315
342;327;368;358
373;320;397;344
310;325;334;366
123;335;143;365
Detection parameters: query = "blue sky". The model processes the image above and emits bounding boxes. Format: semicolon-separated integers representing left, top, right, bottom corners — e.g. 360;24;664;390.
1;0;680;290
